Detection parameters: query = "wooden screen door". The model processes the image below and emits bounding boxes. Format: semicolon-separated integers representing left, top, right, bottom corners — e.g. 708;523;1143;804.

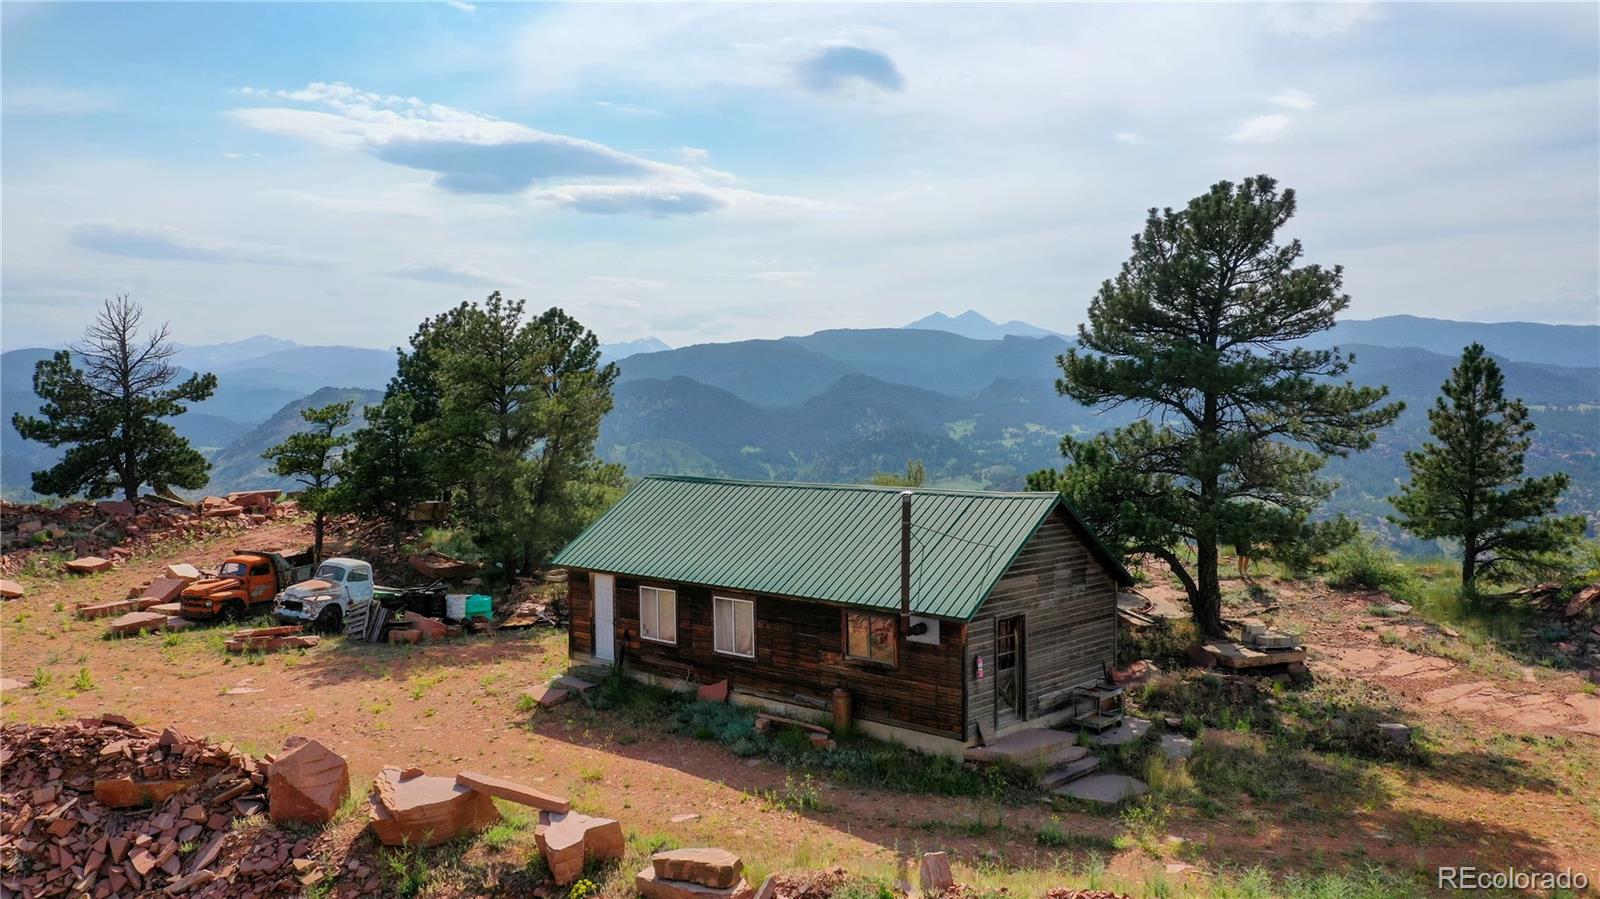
995;615;1025;725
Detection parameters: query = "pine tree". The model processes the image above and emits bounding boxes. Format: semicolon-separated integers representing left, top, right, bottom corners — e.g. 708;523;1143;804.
1390;343;1584;588
1053;176;1404;636
12;296;217;502
339;395;431;547
262;401;353;563
385;293;620;574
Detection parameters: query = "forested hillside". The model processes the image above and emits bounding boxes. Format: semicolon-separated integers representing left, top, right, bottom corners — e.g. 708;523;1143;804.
5;319;1596;551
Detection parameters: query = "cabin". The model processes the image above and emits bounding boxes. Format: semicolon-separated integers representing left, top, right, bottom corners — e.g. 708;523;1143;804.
551;475;1133;756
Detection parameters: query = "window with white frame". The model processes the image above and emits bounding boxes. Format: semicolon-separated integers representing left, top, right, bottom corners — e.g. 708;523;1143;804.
639;586;677;644
712;596;755;658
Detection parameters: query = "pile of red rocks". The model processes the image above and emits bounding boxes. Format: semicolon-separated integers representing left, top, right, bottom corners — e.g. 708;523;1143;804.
639;848;759;899
78;574;194;622
0;494;297;578
0;715;340;897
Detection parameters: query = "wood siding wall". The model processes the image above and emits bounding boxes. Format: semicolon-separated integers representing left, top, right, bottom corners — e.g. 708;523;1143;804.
965;514;1117;741
566;574;967;738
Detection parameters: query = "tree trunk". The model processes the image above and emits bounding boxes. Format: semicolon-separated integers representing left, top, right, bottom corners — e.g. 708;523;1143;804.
1194;531;1224;637
1461;534;1477;591
313;512;325;565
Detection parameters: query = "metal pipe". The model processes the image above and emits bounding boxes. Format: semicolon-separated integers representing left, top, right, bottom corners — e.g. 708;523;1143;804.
900;489;912;635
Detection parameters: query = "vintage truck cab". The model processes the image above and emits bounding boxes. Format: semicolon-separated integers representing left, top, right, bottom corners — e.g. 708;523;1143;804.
180;549;314;620
273;558;375;631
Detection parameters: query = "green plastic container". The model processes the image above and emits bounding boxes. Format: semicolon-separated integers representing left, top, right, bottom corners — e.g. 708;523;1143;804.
464;594;493;620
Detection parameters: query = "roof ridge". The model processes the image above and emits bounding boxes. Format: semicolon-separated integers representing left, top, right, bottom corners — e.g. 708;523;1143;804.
639;474;1056;499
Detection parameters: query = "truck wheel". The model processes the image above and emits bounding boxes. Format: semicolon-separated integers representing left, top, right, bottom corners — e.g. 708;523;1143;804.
314;606;343;634
222;600;247;621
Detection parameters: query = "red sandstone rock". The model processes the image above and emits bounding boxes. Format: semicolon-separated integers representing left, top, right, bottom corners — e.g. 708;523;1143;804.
268;739;350;826
696;680;730;703
653;848;744;888
94;777;199;808
108;611;170;636
163;563;200;580
454;771;569;812
636;867;753;899
367;766;499;847
0;579;23;599
142;576;192;602
919;852;954;893
536;811;624;885
65;556;113;574
403;611;449;641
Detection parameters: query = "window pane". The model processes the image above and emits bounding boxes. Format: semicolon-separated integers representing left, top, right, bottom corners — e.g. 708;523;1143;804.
640;588;658;640
870;616;895;663
847;613;870;658
714;598;732;653
734;602;753;656
659;590;676;643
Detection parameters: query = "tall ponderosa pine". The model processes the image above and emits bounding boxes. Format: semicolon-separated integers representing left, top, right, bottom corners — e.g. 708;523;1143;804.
12;296;217;502
1390;343;1584;588
1050;176;1403;636
386;293;622;575
262;400;353;563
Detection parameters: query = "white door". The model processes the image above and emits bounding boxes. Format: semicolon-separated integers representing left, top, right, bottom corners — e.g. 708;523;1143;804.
593;573;615;664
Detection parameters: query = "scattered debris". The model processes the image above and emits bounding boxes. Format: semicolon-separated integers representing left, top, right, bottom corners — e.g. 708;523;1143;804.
0;714;318;898
224;626;319;654
0;496;295;577
408;550;479;581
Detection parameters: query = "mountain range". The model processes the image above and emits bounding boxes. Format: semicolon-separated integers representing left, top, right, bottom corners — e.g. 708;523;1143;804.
3;314;1595;550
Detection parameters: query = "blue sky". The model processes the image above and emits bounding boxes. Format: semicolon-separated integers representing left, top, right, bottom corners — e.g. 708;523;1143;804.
3;2;1596;351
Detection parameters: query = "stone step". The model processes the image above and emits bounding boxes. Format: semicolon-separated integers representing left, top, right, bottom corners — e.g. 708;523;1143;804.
1038;755;1100;790
963;728;1078;765
1052;773;1149;805
1038;743;1090;769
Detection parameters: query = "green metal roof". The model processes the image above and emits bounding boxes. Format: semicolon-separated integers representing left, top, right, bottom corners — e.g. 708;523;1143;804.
552;476;1131;620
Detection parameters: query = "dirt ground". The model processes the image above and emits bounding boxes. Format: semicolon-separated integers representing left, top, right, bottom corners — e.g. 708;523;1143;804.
3;522;1598;896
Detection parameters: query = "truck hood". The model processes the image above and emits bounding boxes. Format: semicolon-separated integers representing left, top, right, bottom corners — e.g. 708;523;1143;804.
281;580;338;600
183;577;240;596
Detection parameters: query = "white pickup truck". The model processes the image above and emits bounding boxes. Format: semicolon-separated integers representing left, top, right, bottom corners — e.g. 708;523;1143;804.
272;558;375;631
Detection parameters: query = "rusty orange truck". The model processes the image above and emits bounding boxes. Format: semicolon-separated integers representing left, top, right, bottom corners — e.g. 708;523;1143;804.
179;549;316;621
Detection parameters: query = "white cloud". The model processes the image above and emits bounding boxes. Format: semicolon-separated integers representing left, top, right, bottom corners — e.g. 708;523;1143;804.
595;100;664;117
387;261;526;287
230;82;810;216
67;220;330;267
1113;131;1145;145
678;146;710;164
1260;2;1382;39
1227;113;1293;143
447;0;475;11
1269;89;1317;111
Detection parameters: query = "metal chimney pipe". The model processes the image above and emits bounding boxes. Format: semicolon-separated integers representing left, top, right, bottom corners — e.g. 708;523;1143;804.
900;490;913;635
